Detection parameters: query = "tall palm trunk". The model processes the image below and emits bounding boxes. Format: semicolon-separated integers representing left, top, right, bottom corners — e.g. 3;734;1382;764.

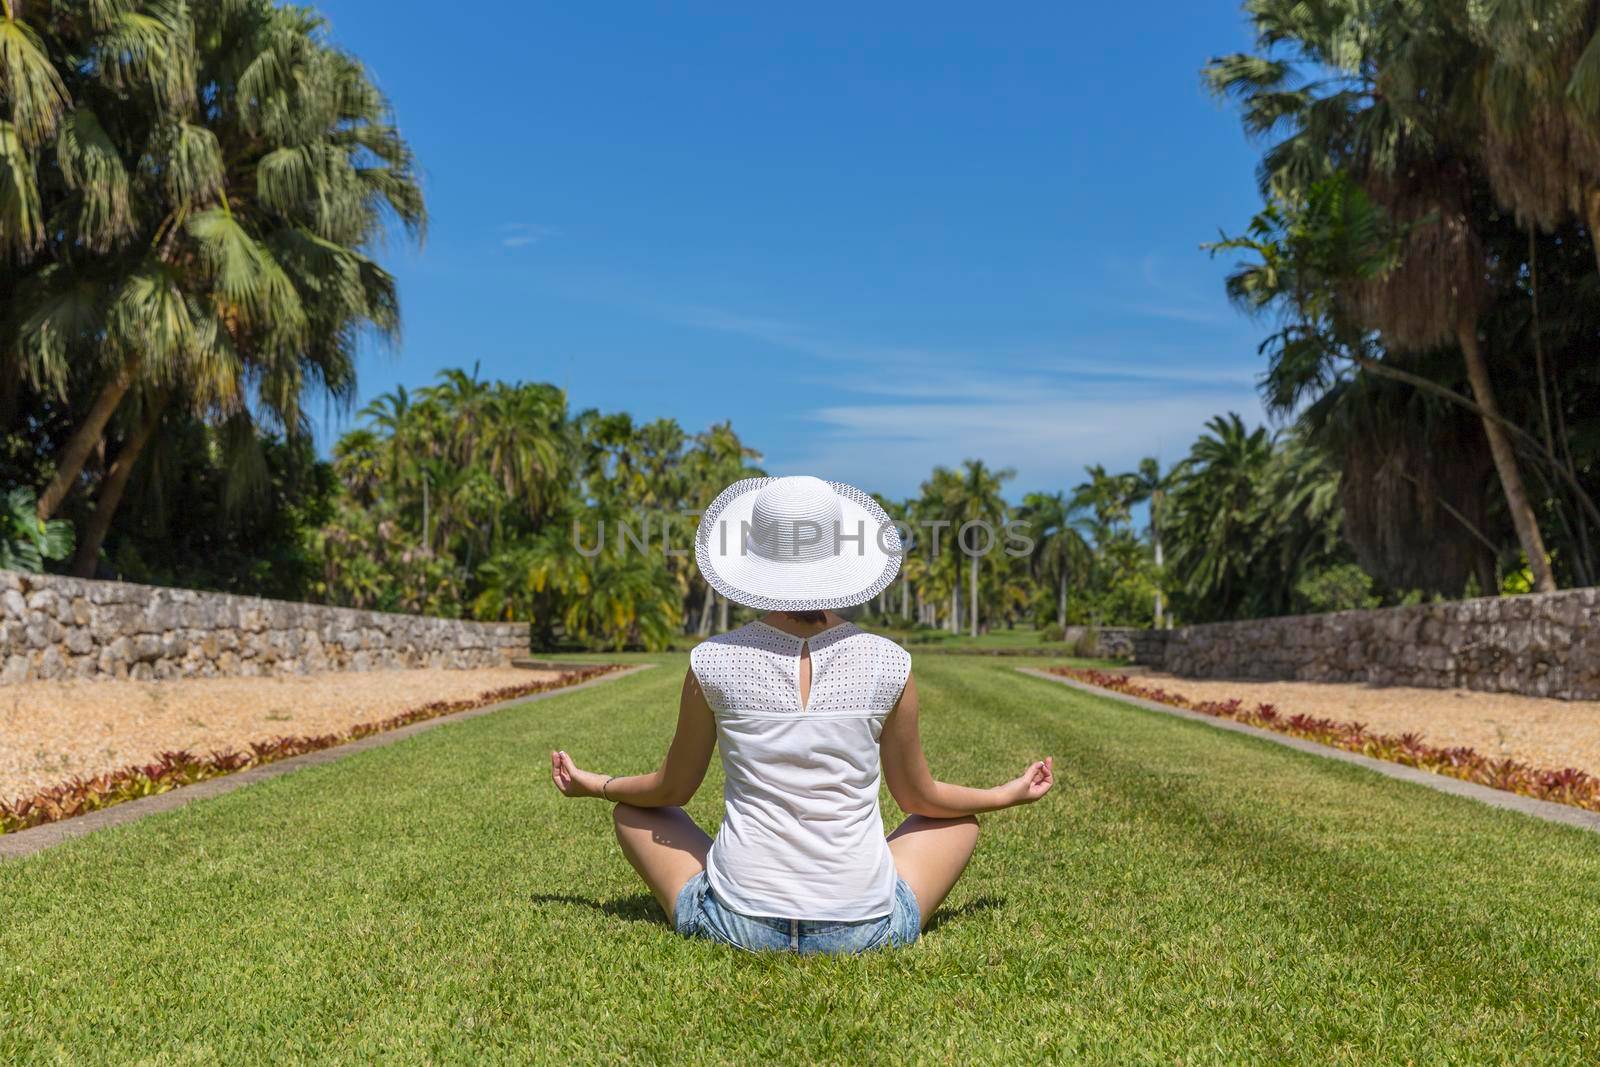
1153;524;1165;629
38;357;140;519
70;394;167;577
1457;318;1556;592
697;580;715;636
968;554;978;638
899;579;909;620
1057;570;1067;628
949;584;959;633
717;593;728;633
0;355;19;434
1585;186;1600;277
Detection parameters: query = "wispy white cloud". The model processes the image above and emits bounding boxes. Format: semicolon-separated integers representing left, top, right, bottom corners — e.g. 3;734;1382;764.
650;298;1269;496
780;385;1267;497
656;303;959;369
820;359;1258;398
1106;249;1236;327
660;305;819;351
500;223;559;249
1121;302;1230;326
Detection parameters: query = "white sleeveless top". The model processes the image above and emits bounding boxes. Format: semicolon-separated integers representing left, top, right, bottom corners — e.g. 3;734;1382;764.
690;620;912;921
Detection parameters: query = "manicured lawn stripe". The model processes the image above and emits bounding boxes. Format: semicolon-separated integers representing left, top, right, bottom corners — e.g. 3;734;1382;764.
1;653;1596;1063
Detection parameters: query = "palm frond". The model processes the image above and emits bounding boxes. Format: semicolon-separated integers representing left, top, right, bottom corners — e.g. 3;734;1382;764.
0;13;69;146
186;207;307;334
0;118;42;254
107;261;195;378
14;262;108;396
152;120;223;208
89;3;197;113
56;107;136;248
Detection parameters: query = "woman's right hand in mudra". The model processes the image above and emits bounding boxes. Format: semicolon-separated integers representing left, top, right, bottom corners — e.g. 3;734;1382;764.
1001;756;1054;806
550;750;607;798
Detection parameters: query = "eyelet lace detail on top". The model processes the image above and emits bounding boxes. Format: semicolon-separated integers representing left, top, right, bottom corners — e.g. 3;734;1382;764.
691;621;911;716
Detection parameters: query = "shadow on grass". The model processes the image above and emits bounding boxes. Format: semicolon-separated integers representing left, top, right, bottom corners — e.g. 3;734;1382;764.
925;895;1006;934
528;891;666;926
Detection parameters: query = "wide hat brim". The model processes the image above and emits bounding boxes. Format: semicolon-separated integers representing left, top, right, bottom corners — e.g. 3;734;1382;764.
694;478;903;612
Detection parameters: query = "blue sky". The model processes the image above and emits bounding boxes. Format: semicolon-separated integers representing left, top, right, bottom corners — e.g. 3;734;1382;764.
314;1;1273;500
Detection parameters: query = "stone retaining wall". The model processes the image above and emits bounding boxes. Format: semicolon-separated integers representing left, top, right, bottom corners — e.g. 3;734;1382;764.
0;571;529;684
1080;627;1168;663
1144;587;1600;701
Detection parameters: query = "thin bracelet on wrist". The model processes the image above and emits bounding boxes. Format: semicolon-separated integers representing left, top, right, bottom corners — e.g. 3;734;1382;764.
601;775;616;801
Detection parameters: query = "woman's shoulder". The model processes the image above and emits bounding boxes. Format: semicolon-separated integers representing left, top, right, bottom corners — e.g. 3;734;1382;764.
844;624;909;656
688;621;781;669
837;625;912;677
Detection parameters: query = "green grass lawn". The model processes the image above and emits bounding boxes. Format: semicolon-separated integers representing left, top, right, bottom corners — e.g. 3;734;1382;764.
665;620;1086;655
3;654;1599;1063
864;621;1071;651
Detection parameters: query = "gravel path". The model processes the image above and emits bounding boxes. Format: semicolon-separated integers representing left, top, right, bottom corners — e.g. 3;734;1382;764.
1119;668;1600;776
1;668;560;803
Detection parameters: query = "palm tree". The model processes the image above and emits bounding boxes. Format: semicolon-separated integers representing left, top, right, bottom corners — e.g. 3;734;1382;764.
917;466;966;632
473;524;589;646
1071;464;1134;542
1206;1;1557;591
2;2;424;571
1123;457;1178;628
683;422;763;634
899;540;929;624
950;459;1013;638
1017;491;1092;629
1458;3;1600;274
879;496;915;621
1165;414;1275;619
332;427;385;508
563;555;681;652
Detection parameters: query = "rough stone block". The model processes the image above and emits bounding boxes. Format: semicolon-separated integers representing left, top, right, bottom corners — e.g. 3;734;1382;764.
1;653;30;683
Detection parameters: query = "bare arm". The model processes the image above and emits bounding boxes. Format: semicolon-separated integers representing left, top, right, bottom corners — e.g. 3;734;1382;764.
550;669;715;807
880;673;1053;817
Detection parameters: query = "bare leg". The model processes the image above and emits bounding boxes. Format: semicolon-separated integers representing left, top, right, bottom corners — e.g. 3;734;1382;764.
612;804;713;922
887;814;981;929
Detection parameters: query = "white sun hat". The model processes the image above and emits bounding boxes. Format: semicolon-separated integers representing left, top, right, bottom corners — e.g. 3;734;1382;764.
695;475;904;612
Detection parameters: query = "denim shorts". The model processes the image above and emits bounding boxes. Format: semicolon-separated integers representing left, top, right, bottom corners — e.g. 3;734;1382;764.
674;872;921;954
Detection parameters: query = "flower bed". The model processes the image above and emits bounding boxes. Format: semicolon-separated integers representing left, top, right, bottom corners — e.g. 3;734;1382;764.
1050;667;1600;813
0;665;617;834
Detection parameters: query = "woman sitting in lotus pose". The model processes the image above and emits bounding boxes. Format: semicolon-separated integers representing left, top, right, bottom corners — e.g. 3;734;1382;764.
550;475;1054;954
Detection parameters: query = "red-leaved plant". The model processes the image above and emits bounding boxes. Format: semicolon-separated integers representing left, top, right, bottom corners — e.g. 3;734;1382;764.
0;666;618;834
1049;668;1600;814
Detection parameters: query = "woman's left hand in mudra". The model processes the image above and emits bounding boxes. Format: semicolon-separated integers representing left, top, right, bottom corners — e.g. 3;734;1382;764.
550;750;607;798
1003;756;1055;806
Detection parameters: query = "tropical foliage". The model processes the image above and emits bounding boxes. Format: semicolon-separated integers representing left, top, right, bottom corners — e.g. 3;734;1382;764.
853;421;1364;633
1;0;424;579
0;486;71;573
1206;0;1600;596
300;368;765;650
